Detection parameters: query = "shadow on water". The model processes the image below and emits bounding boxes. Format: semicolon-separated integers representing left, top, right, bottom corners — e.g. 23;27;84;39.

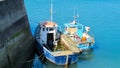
78;43;99;61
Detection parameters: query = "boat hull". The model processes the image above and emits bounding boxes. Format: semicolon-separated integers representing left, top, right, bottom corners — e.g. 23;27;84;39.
35;40;79;65
77;44;94;50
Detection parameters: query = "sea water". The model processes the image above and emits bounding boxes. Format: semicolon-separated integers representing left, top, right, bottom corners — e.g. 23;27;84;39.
24;0;120;68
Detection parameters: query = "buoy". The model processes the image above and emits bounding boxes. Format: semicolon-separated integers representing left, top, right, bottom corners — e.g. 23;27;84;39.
81;36;87;41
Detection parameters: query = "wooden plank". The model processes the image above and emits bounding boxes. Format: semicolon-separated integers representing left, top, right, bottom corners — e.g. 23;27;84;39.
61;34;80;53
52;51;73;56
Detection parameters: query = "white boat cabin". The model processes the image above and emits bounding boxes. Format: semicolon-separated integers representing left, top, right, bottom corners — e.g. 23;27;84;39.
40;21;58;46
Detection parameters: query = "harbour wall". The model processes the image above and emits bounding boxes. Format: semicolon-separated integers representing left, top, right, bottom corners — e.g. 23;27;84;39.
0;0;35;68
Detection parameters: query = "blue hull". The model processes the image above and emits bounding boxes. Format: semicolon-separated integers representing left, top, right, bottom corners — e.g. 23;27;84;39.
43;47;79;65
77;44;94;50
36;40;79;65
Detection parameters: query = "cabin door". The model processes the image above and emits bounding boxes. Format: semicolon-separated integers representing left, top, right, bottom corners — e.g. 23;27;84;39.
47;33;54;50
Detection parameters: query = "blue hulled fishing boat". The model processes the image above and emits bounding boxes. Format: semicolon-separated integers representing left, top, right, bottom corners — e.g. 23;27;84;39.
34;1;80;65
64;15;95;51
35;21;80;65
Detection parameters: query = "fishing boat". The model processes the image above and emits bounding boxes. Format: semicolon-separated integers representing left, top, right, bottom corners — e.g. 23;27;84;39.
34;1;80;65
63;15;95;51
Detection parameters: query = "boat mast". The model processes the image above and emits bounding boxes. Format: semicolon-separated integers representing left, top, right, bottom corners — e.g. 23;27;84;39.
73;15;77;23
50;0;53;22
73;9;79;24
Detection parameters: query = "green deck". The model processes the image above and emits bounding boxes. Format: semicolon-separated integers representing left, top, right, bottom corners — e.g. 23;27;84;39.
54;41;68;51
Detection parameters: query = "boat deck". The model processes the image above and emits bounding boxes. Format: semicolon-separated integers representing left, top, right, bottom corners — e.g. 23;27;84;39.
61;34;81;53
52;51;73;56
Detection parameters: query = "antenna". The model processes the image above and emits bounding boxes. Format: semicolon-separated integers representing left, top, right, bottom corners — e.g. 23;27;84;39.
73;8;79;23
50;0;53;22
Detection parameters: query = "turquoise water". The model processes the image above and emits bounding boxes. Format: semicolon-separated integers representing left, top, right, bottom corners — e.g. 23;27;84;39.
24;0;120;68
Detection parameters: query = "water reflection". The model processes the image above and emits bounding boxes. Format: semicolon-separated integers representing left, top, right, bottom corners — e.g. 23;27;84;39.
33;55;78;68
43;60;78;68
79;49;94;60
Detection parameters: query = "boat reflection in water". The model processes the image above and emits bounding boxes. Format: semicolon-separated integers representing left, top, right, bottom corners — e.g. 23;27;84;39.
33;54;78;68
79;49;94;60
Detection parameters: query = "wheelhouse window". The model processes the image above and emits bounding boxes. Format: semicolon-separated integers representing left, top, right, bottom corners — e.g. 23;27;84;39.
43;28;45;31
78;26;81;29
46;28;48;31
49;28;54;31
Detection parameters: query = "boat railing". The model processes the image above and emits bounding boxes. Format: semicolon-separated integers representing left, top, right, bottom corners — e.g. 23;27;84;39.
87;31;95;43
43;44;52;51
43;46;73;56
43;46;53;54
58;26;62;33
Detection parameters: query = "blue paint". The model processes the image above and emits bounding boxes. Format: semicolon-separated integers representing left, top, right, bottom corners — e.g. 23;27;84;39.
64;23;84;38
40;45;79;65
77;44;94;50
77;25;84;38
64;21;94;50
